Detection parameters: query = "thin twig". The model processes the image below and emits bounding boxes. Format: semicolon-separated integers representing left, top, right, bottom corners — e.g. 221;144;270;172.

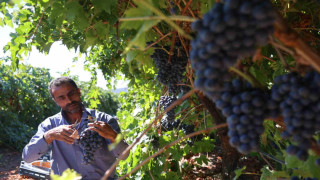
178;33;189;56
269;41;295;56
31;10;45;39
101;89;197;180
262;55;276;62
118;123;228;180
258;152;275;171
148;170;155;180
144;32;173;51
270;36;291;71
181;0;195;18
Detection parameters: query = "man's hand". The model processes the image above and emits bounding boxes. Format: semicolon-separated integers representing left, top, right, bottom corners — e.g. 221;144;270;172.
88;121;117;143
44;125;76;144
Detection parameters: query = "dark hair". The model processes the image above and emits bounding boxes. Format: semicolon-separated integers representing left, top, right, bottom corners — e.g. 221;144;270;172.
48;77;78;97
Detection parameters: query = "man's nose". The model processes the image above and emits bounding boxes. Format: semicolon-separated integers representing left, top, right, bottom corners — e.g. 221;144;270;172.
65;95;72;103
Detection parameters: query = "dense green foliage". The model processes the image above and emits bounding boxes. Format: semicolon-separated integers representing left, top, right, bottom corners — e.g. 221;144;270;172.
0;59;119;150
1;0;320;179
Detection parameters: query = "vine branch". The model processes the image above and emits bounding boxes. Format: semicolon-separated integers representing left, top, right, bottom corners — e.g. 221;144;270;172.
274;13;320;72
101;89;197;180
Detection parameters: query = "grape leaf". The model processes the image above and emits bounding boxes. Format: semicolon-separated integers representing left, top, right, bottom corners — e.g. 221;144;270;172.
92;0;116;13
65;1;82;22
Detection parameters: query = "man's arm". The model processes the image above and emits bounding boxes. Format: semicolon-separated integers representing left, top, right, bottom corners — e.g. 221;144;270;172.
23;120;76;163
22;122;51;163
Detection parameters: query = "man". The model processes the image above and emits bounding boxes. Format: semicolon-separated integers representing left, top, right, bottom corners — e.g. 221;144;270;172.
22;77;129;179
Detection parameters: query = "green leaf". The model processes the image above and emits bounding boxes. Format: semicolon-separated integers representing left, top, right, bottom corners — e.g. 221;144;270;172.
108;133;124;151
49;2;65;26
65;1;82;22
126;20;160;50
50;169;81;180
84;29;97;50
284;152;302;169
93;21;109;40
233;166;246;180
92;0;116;13
135;48;154;67
16;22;33;35
0;17;4;27
120;4;153;30
126;50;138;63
14;36;25;44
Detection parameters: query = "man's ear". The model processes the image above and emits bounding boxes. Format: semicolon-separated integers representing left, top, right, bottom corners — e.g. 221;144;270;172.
78;88;81;95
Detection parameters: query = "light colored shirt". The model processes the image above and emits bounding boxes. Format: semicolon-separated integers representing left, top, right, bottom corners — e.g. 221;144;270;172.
22;107;129;179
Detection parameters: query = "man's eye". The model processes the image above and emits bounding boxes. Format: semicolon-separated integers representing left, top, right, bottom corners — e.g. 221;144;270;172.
69;90;76;96
57;97;65;101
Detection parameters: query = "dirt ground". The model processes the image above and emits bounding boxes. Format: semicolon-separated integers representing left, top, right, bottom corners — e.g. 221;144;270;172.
0;147;35;180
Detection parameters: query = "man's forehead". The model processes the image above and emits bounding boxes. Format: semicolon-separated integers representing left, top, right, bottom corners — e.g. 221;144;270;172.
52;84;75;95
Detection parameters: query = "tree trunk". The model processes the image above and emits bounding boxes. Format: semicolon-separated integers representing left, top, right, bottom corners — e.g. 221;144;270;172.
197;92;240;180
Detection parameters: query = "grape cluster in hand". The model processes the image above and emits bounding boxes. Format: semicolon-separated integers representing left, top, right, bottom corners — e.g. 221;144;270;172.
79;127;104;165
215;79;269;154
271;71;320;161
190;0;276;99
151;45;188;95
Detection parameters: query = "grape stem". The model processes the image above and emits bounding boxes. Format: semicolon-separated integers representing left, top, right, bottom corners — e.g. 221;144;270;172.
118;123;228;180
229;67;264;89
101;89;197;180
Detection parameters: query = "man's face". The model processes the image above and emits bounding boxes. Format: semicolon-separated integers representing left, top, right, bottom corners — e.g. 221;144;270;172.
51;83;82;114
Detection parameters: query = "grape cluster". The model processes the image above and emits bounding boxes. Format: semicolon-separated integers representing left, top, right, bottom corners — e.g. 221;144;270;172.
78;127;104;165
215;79;269;154
151;45;188;94
190;0;276;99
270;71;320;161
159;96;180;131
150;135;160;149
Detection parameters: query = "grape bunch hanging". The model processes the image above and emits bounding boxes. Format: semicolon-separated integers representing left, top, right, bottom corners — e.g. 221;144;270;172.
190;0;276;99
78;123;104;165
270;71;320;161
151;45;188;95
215;79;269;154
159;95;178;131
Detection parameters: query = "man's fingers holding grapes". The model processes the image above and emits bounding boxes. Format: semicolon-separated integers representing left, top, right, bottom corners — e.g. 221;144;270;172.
44;125;76;144
88;121;117;143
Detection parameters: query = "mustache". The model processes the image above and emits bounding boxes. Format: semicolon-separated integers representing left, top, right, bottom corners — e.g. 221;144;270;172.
66;101;81;108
